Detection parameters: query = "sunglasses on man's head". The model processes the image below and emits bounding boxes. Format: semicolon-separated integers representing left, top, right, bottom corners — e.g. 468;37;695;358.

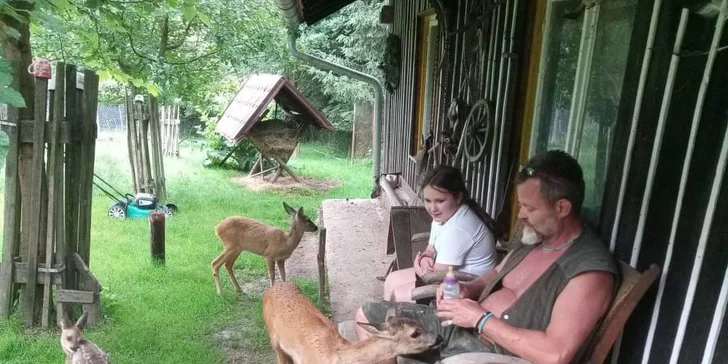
519;165;567;185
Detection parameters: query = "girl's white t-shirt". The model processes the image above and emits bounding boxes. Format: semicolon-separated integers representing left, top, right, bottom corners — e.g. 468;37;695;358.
429;204;496;276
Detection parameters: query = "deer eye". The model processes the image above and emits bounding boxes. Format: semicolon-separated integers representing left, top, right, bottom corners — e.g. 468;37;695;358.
66;336;72;341
410;330;421;339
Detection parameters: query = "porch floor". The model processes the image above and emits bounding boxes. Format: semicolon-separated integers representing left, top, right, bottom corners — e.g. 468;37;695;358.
321;198;391;327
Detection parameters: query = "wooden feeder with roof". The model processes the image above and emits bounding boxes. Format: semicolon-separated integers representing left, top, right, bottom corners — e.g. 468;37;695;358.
216;74;334;182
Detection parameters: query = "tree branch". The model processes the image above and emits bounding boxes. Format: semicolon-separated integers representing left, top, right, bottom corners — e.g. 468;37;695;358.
159;14;169;57
119;12;157;63
166;19;194;51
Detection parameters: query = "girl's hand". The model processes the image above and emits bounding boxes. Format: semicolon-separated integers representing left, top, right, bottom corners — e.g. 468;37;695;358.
414;252;424;276
419;256;435;273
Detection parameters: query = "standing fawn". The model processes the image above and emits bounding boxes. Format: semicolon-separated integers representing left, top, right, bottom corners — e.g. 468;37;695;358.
263;282;438;364
59;312;110;364
212;202;318;294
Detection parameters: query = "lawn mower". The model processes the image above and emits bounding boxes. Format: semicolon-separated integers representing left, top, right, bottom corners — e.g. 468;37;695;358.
93;173;178;220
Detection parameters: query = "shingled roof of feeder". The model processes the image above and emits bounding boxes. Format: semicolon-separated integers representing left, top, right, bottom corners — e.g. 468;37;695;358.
215;74;334;143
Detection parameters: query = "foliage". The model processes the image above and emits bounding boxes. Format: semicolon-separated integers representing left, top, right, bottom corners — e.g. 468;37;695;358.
4;0;387;166
197;112;258;172
29;0;291;107
295;0;387;129
0;56;24;107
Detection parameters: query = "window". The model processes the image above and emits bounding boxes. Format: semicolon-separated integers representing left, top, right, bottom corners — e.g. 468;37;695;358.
530;0;637;224
412;12;439;155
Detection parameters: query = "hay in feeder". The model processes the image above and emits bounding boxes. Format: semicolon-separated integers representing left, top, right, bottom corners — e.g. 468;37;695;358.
245;119;301;161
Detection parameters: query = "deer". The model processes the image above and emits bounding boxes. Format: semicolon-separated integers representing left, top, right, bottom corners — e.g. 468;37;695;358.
59;312;110;364
212;202;318;295
262;282;439;364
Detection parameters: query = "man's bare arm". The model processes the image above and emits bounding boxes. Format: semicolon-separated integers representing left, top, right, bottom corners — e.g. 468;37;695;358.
479;271;614;364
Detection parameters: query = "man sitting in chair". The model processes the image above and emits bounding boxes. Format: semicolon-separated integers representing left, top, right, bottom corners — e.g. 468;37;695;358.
355;150;618;364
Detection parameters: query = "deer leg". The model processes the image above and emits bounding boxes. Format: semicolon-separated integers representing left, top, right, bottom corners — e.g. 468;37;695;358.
211;250;230;296
276;259;286;282
266;258;277;286
273;346;294;364
224;250;243;293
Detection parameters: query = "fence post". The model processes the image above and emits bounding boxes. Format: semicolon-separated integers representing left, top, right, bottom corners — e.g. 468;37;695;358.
149;211;165;265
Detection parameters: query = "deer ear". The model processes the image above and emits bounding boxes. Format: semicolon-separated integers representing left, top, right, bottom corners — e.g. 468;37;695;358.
60;317;73;330
283;202;296;216
75;312;88;331
297;207;304;215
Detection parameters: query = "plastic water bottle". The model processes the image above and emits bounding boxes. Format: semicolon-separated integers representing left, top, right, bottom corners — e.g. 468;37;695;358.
443;266;460;300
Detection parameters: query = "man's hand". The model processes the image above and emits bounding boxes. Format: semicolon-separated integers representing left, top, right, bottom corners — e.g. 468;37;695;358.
436;298;485;328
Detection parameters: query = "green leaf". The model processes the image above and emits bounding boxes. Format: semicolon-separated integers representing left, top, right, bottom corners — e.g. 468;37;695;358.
97;70;113;80
30;9;62;29
0;86;27;107
130;78;145;87
196;10;211;27
166;0;179;8
146;83;160;97
181;4;196;22
49;0;72;10
2;24;21;40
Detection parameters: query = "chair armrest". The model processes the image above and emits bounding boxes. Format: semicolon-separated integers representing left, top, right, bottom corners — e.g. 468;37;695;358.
438;353;532;364
411;272;480;301
411;232;430;245
420;271;480;285
411;284;440;301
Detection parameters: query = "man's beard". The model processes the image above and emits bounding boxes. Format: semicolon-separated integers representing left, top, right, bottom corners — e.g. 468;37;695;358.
521;216;558;246
521;224;542;246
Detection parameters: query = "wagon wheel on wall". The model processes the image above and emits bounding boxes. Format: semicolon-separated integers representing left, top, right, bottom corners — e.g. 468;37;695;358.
455;99;492;163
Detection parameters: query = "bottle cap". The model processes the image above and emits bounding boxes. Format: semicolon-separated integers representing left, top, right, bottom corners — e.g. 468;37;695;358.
444;266;458;284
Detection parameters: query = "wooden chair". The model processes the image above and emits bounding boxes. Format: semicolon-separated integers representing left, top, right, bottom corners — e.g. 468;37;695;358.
399;261;661;364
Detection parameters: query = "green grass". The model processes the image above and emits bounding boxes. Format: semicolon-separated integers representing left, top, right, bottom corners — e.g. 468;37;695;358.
0;137;368;364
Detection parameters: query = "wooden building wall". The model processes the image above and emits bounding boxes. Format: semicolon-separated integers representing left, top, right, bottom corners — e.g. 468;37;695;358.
382;0;727;363
381;0;528;219
600;1;728;363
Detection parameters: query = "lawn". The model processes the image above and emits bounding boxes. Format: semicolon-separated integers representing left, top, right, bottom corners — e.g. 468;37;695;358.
0;134;372;364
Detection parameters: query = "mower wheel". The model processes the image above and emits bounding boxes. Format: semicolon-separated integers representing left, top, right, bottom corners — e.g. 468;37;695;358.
108;204;126;219
162;205;173;219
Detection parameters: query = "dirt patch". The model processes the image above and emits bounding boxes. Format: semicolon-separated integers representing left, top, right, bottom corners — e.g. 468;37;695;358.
231;175;341;195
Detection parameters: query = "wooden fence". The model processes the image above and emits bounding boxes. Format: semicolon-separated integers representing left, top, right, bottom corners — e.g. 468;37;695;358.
0;63;102;327
161;104;180;157
125;93;166;201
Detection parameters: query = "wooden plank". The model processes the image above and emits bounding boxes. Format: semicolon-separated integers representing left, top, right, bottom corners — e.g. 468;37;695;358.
76;71;98;265
50;64;68;319
390;207;415;271
13;263;64;285
272;155;300;182
20;76;49;326
64;64;80;291
16;120;84;143
0;105;21;318
149;97;166;201
317;227;327;302
126;92;140;193
56;289;95;304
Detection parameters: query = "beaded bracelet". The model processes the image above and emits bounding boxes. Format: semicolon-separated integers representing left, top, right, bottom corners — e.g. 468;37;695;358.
477;312;494;334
